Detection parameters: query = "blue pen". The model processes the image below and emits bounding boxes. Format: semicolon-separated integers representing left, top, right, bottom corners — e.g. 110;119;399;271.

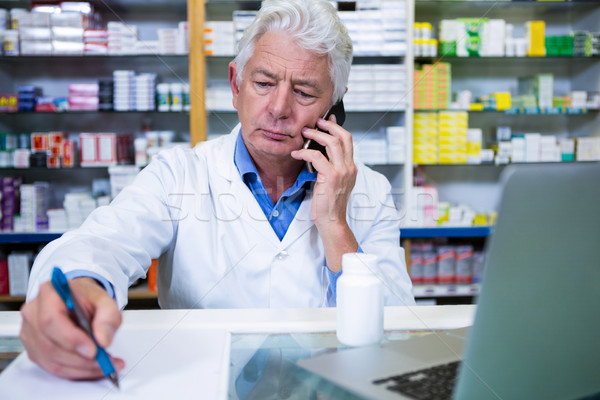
51;267;120;388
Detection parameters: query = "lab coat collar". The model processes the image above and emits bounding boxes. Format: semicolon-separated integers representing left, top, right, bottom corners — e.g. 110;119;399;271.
208;123;316;250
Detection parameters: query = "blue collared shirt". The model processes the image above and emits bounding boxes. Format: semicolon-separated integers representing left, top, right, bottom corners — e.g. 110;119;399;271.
233;132;317;241
234;132;343;302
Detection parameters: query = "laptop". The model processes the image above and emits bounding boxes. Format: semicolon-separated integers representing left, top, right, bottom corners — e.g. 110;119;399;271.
298;162;600;400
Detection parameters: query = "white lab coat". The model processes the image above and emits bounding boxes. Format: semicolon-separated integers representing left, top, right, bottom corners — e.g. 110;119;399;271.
28;125;415;309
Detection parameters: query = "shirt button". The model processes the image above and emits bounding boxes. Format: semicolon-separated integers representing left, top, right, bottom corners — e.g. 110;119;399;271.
272;209;279;217
276;250;289;260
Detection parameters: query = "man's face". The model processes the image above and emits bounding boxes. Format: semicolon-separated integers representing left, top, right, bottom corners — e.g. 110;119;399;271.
229;30;334;165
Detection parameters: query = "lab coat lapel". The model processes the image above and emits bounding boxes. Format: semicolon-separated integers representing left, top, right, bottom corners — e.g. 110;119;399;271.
211;125;280;248
281;191;315;247
228;180;281;247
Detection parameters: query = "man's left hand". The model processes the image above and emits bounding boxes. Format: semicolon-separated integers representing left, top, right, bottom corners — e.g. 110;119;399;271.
291;116;358;271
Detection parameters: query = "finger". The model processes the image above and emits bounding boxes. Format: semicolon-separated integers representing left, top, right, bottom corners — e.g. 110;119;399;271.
35;354;125;381
316;117;354;157
301;126;345;166
21;312;102;377
36;283;98;359
291;147;332;175
90;293;121;348
70;278;122;348
22;310;126;380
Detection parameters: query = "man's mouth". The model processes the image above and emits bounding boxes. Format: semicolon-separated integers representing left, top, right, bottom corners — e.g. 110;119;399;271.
262;129;288;140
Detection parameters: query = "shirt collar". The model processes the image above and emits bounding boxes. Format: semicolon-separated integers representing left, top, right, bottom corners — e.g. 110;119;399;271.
234;130;258;180
233;129;317;187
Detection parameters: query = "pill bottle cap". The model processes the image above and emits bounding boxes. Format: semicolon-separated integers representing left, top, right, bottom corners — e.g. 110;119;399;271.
342;253;378;275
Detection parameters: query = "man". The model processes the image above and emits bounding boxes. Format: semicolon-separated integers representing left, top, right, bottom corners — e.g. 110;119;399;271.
20;0;415;381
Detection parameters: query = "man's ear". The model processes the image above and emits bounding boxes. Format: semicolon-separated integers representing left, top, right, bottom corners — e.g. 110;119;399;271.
229;62;239;110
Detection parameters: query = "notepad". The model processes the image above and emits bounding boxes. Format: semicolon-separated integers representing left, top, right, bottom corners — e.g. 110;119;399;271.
0;327;231;400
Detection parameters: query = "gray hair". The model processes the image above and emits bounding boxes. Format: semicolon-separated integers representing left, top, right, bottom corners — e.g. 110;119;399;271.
233;0;353;105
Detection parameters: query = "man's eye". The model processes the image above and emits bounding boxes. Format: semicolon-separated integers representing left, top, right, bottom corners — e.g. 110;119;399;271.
255;81;270;88
297;90;314;99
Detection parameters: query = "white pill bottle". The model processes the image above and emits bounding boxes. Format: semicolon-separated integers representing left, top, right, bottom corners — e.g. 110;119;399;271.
336;253;384;346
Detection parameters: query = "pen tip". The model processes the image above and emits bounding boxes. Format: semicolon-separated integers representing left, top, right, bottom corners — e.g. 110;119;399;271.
109;373;120;389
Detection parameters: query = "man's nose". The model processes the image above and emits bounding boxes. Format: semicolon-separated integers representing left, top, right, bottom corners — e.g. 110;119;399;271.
269;85;292;120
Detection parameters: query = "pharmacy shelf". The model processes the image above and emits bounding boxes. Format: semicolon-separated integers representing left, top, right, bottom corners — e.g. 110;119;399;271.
208;109;406;114
414;0;597;7
0;55;187;61
413;283;480;298
415;108;596;115
0;233;62;244
401;226;493;238
1;111;189;115
414;161;599;167
0;288;158;303
0;0;28;8
416;56;600;62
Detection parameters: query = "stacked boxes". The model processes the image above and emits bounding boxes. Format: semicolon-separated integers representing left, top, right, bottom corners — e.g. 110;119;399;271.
526;21;546;57
134;74;157;112
576;137;600;161
206;82;233;111
1;177;21;231
7;252;33;295
386;126;406;164
352;126;406;165
98;79;113;111
458;18;487;57
559;138;575;162
592;33;600;56
204;21;234;56
16;11;52;55
346;64;407;111
413;112;438;165
480;19;505;57
68;83;98;111
18;86;43;112
232;11;257;51
157;82;190;112
409;242;477;285
113;70;134;111
79;132;116;167
573;31;591;57
29;131;76;168
413;112;468;165
545;35;574;57
19;182;49;232
354;131;387;165
414;22;437;57
439;19;460;56
0;94;18;112
518;74;554;109
107;22;137;55
157;24;188;55
84;28;108;55
413;63;451;110
480;92;511;111
466;128;482;164
339;1;407;56
51;12;85;55
63;192;98;229
438;111;468;164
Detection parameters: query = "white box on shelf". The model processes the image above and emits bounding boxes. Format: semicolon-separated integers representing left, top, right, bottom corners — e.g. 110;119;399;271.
109;165;141;199
8;252;33;296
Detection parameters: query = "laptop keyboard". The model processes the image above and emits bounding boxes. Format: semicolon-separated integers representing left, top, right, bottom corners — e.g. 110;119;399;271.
372;360;460;400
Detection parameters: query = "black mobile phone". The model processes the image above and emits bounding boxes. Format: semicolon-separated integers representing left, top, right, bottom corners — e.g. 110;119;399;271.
303;100;346;173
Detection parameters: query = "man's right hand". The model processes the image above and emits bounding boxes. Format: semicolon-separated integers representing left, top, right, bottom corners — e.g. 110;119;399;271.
19;277;125;380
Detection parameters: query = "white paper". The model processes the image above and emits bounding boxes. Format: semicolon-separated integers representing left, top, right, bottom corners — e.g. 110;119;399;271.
0;327;230;400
